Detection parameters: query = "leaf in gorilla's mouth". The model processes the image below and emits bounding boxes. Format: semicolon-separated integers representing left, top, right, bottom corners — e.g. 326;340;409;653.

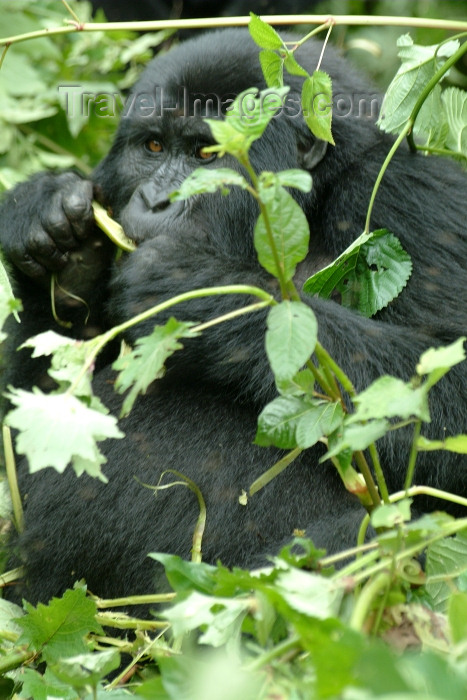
92;201;137;252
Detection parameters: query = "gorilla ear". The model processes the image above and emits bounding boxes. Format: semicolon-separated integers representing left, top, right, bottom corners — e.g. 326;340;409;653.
299;138;328;171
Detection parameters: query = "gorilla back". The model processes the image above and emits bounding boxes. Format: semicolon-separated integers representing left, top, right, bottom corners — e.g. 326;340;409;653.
1;29;467;605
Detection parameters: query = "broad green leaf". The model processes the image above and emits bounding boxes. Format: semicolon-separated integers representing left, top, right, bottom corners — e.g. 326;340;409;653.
51;650;120;689
249;13;283;50
21;330;76;357
303;229;412;317
150;553;218;593
426;531;467;611
5;388;123;480
265;301;317;382
259;49;284;87
371;500;412;529
254;187;310;281
255;395;309;448
170;167;249;200
349;375;430;423
275;569;343;617
256;397;343;450
442;87;467;156
296;401;344;448
324;420;389;459
16;588;102;665
113;318;195;417
19;669;78;700
161;591;249;646
378;34;460;137
301;71;335;145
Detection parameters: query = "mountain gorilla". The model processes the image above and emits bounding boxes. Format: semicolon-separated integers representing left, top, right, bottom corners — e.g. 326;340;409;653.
1;28;467;605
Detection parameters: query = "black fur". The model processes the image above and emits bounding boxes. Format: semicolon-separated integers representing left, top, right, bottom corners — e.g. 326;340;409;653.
1;29;467;604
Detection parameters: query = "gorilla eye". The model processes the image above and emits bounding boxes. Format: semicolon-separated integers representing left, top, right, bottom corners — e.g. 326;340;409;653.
196;146;216;161
146;139;163;153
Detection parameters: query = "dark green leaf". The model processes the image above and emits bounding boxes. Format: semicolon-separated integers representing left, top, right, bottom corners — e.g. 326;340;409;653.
254;187;310;281
17;588;102;665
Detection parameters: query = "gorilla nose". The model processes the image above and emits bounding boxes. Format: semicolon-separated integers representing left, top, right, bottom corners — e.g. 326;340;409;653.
139;181;171;212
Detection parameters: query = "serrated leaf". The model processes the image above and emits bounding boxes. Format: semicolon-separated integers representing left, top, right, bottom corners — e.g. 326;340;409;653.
254;187;310;281
416;337;466;391
442;87;467;156
265;301;317;382
113;318;195;417
171;167;249;200
296;401;344;449
378;34;460;137
259;49;284;87
5;388;123;480
249;13;283;50
303;229;412;317
301;71;335;145
17;588;102;665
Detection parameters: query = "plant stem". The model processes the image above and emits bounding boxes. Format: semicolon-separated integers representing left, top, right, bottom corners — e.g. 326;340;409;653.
3;425;24;533
404;420;422;491
1;16;466;48
350;572;391;631
368;442;390;504
354;451;381;507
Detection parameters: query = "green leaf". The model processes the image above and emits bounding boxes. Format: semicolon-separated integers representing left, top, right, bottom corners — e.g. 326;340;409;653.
259;49;284;87
448;592;467;643
442;87;467;156
113;318;196;417
0;257;21;341
5;388;124;480
255;395;317;448
170;167;249;200
296;401;344;449
324;420;389;459
416;336;466;392
378;34;460;137
275;169;312;192
371;500;412;529
265;301;317;382
50;650;120;689
254;187;310;281
17;588;102;665
149;553;218;594
301;71;335;145
283;49;309;78
303;229;412;317
426;531;467;611
249;13;283;49
417;434;467;454
349;375;430;423
18;669;78;700
161;591;249;646
274;569;343;618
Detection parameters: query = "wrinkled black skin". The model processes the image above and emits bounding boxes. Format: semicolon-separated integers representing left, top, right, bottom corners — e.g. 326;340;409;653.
1;29;467;605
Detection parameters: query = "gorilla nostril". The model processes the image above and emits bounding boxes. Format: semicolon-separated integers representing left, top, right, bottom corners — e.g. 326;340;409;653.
139;182;171;212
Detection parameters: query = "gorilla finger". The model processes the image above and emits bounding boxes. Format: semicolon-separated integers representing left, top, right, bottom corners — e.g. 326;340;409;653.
28;225;70;271
13;253;47;280
62;180;95;240
40;191;80;252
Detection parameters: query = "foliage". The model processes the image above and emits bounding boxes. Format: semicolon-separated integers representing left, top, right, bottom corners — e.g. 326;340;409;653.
1;3;467;699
